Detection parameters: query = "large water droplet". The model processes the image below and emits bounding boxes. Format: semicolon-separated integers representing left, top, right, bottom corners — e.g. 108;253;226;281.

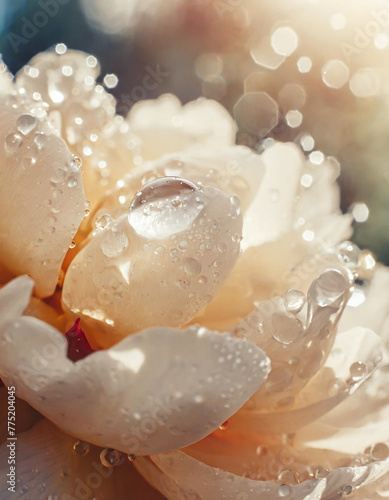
338;241;360;268
272;313;303;344
128;177;206;240
284;289;305;313
278;484;292;497
17;113;37;135
349;361;368;381
370;442;389;461
307;269;348;308
101;228;128;258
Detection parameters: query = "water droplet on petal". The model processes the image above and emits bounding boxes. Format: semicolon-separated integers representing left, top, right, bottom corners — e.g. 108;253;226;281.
68;154;83;170
370;442;389;461
308;269;348;308
100;448;123;468
5;133;22;153
278;484;292;497
219;420;229;430
350;361;368;381
315;467;329;479
95;214;113;231
340;484;352;496
338;241;360;268
73;440;90;456
17;113;37;135
284;289;305;313
101;228;128;258
128;177;205;240
184;258;202;276
127;454;137;462
34;132;47;150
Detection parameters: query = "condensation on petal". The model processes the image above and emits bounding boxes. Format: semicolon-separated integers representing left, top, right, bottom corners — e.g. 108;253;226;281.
0;280;270;455
229;327;383;435
16;49;115;148
0;419;164;499
63;180;243;347
0;92;86;297
134;447;387;500
233;266;352;410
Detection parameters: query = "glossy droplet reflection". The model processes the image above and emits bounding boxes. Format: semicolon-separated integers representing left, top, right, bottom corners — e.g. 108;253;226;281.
307;269;348;308
284;289;305;314
128;177;205;240
16;113;37;135
100;448;123;468
73;440;90;456
101;227;128;258
5;133;22;153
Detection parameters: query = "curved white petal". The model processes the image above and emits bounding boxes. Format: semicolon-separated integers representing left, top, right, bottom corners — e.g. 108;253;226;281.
63;181;243;348
16;48;115;146
134;448;389;500
230;267;352;410
0;419;164;499
0;92;86;297
127;94;236;160
340;266;389;343
229;326;383;435
0;277;270;456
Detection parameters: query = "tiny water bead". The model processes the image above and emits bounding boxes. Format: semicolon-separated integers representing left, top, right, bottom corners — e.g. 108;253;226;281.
16;113;37;135
128;177;204;240
73;440;90;456
5;133;22;153
100;448;123;468
101;227;129;258
370;442;389;461
95;213;113;231
278;484;292;497
338;241;360;268
349;361;368;381
219;420;229;430
284;289;305;314
68;154;83;170
127;454;137;462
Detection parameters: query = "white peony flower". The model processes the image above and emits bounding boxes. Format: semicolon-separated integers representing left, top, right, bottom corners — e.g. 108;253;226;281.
0;46;388;500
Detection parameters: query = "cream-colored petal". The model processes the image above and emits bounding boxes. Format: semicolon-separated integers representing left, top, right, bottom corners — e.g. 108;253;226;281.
63;180;243;347
229;326;383;435
340;266;389;342
0;92;86;297
16;48;115;147
242;142;303;250
127;94;236;161
135;447;388;500
231;267;352;410
0;278;270;456
0;419;164;499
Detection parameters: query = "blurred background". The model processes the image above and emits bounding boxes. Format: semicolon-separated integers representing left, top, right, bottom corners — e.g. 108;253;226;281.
1;0;389;262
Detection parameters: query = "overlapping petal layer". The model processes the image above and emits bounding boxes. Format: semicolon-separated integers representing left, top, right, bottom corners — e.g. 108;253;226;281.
0;276;270;456
0;89;86;297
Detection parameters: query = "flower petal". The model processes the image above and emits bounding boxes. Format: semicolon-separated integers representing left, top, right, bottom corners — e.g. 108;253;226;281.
63;181;243;347
0;91;86;297
340;266;389;344
229;326;383;435
135;448;389;500
231;267;352;410
0;278;270;456
94;145;265;224
127;94;236;160
0;419;164;499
